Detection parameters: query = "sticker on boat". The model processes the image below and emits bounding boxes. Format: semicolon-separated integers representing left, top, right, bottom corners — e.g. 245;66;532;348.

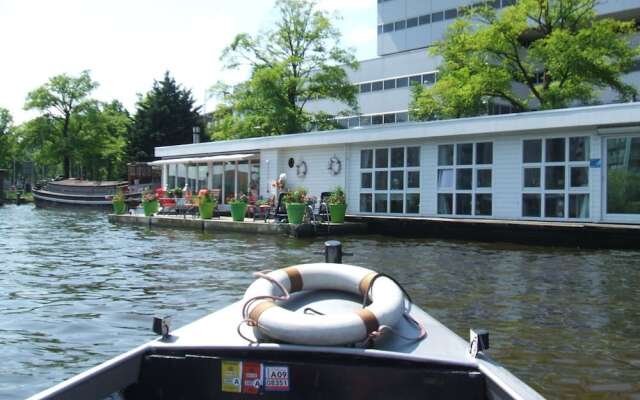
242;361;263;394
264;365;289;392
221;360;242;393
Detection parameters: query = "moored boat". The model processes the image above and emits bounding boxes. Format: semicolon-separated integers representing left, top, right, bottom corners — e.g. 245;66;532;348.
32;179;130;209
28;244;544;400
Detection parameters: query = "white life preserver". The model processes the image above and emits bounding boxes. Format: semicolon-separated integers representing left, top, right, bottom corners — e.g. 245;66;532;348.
242;263;406;346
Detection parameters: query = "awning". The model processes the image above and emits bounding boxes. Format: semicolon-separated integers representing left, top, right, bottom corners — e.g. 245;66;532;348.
148;153;257;166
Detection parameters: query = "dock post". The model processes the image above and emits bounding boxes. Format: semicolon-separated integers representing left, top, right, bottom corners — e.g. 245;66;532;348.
324;240;342;264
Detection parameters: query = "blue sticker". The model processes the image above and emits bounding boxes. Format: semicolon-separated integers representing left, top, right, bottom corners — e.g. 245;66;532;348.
590;158;601;168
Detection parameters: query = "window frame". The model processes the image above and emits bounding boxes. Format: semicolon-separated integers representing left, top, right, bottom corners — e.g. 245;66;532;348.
359;146;421;215
521;136;591;221
436;141;494;217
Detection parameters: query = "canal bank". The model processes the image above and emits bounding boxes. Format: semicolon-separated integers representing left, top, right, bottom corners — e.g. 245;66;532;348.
108;212;640;249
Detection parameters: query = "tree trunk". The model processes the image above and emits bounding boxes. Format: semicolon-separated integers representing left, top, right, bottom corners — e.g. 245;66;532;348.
62;113;71;179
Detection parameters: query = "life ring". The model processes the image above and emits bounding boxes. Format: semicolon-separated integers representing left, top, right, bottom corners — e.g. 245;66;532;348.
242;263;406;346
296;161;307;177
328;156;342;176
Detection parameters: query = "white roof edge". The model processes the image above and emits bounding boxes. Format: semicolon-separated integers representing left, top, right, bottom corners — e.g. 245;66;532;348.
156;102;640;158
148;153;256;165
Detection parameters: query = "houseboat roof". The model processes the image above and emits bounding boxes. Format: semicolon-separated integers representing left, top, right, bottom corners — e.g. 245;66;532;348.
156;102;640;159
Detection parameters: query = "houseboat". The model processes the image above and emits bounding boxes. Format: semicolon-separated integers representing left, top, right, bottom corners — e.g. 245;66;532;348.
150;103;640;226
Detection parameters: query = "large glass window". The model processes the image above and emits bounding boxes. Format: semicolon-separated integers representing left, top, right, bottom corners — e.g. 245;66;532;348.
197;164;208;191
168;164;177;189
177;164;187;189
360;146;421;214
522;137;590;219
606;137;640;215
437;142;493;216
212;164;223;203
224;162;236;202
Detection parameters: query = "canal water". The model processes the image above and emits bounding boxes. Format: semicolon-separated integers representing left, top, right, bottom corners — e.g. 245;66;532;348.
0;205;639;399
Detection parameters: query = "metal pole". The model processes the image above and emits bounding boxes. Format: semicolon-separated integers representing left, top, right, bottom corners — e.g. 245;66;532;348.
325;240;342;264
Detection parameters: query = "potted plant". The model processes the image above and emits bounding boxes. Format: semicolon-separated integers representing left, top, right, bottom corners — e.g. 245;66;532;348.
229;194;248;222
111;189;127;215
198;189;217;220
285;187;308;225
172;187;185;207
142;190;158;217
327;186;347;223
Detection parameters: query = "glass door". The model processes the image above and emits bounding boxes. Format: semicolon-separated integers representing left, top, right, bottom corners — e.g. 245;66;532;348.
604;135;640;223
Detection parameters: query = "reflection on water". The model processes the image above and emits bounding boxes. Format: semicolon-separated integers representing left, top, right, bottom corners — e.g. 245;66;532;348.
0;205;639;399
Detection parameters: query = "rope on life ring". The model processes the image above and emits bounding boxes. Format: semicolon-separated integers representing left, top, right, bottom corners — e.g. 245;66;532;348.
328;155;342;176
296;161;308;177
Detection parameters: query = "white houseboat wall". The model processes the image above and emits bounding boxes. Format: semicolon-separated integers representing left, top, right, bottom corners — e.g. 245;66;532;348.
154;103;640;224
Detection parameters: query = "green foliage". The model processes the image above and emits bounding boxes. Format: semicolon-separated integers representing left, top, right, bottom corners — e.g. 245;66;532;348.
285;187;308;204
112;189;126;203
129;71;201;161
327;186;346;205
170;187;184;198
210;0;359;140
198;189;217;205
411;0;640;120
0;107;15;169
24;70;100;178
229;194;249;205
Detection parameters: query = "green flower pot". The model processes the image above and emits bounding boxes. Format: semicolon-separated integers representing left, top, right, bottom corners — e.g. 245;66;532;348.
286;203;306;224
230;202;247;222
112;201;126;215
199;201;215;220
143;200;158;217
329;203;347;224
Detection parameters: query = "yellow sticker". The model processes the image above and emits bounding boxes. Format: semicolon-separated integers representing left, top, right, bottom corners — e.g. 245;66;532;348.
221;360;242;393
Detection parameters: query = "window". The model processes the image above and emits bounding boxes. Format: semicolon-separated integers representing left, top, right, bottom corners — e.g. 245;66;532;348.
372;115;383;125
383;23;394;33
360;82;372;93
396;112;408;123
606;136;640;215
371;81;383;91
360;147;421;214
419;14;431;25
431;11;444;23
444;8;458;19
383;113;396;124
384;79;396;90
407;17;418;28
396;77;409;88
409;75;422;86
423;73;436;85
360;115;372;126
437;142;493;216
377;25;383;35
394;20;406;31
521;137;590;219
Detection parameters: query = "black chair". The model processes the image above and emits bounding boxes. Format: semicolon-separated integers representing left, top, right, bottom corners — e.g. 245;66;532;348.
267;192;289;223
316;192;332;222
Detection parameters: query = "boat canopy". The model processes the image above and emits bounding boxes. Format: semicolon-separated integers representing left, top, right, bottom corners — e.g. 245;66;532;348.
148;153;257;166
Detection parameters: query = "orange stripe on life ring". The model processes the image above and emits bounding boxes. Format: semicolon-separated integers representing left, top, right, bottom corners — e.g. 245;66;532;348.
284;267;303;293
355;308;380;335
359;272;378;297
249;301;277;322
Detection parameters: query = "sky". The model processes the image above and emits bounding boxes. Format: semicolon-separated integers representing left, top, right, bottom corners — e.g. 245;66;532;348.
0;0;377;124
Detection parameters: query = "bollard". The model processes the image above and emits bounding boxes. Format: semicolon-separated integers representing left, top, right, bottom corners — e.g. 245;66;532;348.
325;240;343;264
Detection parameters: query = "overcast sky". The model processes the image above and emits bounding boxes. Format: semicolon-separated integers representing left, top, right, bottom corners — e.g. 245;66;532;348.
0;0;377;124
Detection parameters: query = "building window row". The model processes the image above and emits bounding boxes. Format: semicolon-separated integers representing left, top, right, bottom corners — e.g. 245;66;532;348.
377;0;516;36
522;137;590;219
336;110;415;129
356;72;438;95
360;147;421;215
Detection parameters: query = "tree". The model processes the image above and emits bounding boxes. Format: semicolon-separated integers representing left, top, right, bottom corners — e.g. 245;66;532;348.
410;0;639;120
25;70;99;178
0;107;14;169
129;72;201;162
211;0;359;140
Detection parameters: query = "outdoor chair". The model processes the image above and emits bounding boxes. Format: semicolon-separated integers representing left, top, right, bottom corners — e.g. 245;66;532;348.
316;192;332;222
266;192;289;223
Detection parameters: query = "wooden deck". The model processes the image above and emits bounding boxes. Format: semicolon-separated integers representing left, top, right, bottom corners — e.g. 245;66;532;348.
107;214;368;238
